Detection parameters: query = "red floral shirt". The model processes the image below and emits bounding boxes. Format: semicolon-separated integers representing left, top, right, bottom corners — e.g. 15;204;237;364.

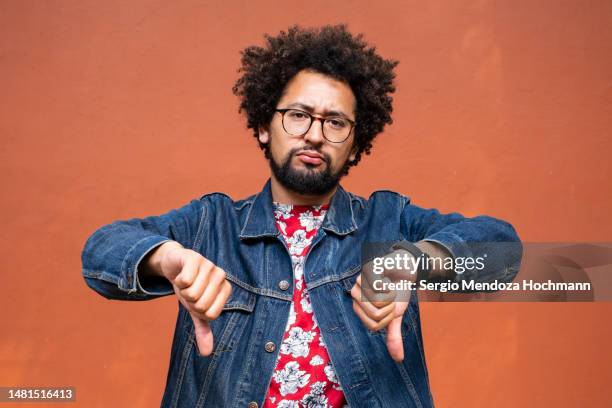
264;203;347;408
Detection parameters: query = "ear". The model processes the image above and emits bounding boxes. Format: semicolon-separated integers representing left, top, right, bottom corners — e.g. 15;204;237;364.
258;125;270;145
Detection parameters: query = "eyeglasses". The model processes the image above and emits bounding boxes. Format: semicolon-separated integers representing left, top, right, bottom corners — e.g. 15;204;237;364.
275;108;355;143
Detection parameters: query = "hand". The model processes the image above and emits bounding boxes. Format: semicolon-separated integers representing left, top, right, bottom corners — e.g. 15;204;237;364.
350;249;417;361
159;244;232;356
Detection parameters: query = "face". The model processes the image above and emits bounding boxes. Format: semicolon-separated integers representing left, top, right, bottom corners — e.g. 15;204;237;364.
258;69;358;196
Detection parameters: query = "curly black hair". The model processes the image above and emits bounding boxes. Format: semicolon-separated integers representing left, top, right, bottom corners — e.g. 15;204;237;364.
232;24;399;171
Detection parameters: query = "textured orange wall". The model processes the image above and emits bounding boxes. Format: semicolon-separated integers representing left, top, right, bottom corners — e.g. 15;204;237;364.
1;1;610;407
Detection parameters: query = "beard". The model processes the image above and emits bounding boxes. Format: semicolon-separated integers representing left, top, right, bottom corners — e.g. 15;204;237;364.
268;146;349;196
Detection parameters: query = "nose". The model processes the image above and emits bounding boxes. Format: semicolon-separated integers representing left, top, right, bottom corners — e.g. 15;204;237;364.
303;118;325;145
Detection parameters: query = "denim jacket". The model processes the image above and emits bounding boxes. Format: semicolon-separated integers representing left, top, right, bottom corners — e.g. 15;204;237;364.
81;179;521;408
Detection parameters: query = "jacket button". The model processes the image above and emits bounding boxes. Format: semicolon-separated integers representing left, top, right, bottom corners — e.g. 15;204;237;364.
278;280;290;291
248;402;258;408
264;341;276;353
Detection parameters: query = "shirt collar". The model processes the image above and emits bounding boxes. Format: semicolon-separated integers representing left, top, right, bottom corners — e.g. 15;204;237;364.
239;178;358;240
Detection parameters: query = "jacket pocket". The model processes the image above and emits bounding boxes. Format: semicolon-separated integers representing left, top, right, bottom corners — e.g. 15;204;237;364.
183;282;256;355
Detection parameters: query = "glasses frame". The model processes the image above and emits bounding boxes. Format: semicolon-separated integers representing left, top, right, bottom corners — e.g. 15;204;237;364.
275;108;355;144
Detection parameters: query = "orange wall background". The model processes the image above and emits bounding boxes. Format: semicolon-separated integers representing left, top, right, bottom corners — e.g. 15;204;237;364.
1;1;611;407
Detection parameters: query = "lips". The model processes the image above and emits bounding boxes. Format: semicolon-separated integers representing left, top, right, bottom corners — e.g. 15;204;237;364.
296;150;325;165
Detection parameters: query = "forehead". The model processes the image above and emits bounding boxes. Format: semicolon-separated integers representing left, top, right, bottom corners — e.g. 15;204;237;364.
277;70;356;117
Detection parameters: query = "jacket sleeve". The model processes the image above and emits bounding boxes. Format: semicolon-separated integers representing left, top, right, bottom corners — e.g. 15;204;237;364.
81;198;205;301
400;199;523;284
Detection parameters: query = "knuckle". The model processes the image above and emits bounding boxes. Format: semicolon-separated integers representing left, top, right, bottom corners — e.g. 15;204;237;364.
182;290;196;302
188;250;203;263
224;283;233;298
200;258;214;271
215;267;227;279
189;308;206;320
372;300;388;308
204;309;220;320
192;302;208;315
372;309;385;321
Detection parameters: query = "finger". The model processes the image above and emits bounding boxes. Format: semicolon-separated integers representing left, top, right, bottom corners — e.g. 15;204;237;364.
194;267;227;313
360;266;395;301
386;316;405;362
350;278;362;300
203;280;232;320
351;285;395;321
352;277;394;308
362;281;396;307
174;255;202;289
191;314;214;356
180;258;214;302
361;297;396;322
200;267;227;306
352;300;396;331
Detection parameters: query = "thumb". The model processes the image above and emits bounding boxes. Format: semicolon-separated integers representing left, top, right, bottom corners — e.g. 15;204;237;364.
191;314;214;356
160;245;186;282
386;316;405;362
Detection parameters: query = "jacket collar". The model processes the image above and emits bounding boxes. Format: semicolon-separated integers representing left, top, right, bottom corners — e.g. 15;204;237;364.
239;178;358;239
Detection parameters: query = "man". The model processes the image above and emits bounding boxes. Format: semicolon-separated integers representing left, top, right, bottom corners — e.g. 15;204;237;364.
82;24;521;408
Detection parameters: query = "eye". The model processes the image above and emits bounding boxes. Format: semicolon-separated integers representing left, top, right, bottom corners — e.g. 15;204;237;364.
287;110;309;120
326;118;348;129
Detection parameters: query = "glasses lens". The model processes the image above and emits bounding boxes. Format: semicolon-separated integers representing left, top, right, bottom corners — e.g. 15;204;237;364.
323;117;351;142
283;109;311;135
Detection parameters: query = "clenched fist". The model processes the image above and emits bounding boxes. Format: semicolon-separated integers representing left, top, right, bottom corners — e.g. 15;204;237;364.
350;248;415;362
141;241;232;356
350;241;449;362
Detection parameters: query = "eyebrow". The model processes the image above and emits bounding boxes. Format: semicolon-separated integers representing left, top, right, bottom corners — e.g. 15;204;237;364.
284;102;353;120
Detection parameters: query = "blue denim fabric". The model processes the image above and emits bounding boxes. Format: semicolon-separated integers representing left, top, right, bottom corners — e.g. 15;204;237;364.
81;179;521;408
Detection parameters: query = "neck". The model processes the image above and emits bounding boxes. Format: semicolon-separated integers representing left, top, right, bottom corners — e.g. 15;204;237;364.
270;174;336;206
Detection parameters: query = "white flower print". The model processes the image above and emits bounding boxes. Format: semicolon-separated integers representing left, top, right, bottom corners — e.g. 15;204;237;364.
298;210;322;232
277;400;299;408
277;220;287;235
309;381;326;396
301;381;329;408
286;229;312;256
269;396;276;404
291;255;305;290
309;355;324;366
304;394;327;407
324;364;342;390
290;254;302;267
273;361;311;396
300;290;313;313
286;302;297;329
274;203;293;220
281;327;315;358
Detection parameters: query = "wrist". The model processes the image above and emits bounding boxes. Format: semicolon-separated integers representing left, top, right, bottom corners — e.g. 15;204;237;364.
414;240;453;279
